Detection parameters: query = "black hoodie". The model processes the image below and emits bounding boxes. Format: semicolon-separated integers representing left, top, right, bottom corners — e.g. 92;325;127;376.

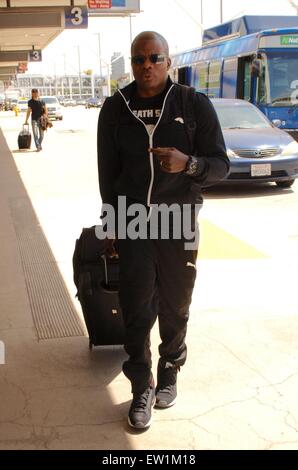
97;77;229;210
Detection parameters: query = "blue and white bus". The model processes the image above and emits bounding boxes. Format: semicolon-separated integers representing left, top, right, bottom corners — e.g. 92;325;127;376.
171;16;298;141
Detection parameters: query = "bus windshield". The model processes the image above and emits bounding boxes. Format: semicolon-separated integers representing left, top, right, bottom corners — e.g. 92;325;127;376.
266;51;298;106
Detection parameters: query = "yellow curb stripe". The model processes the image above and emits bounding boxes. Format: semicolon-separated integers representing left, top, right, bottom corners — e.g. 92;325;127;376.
199;219;268;260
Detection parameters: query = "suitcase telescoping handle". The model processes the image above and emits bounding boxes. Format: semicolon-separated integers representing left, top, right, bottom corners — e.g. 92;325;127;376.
102;254;109;286
101;254;119;292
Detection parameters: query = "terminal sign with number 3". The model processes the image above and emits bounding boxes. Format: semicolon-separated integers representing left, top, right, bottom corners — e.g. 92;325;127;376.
64;6;88;29
28;50;42;62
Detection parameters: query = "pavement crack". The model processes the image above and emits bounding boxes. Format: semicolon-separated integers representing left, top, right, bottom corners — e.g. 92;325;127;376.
283;411;298;434
267;439;298;450
247;423;274;449
253;371;298;391
201;333;282;396
190;393;259;420
30;425;60;450
0;373;31;423
254;387;298;436
191;420;221;444
153;416;221;444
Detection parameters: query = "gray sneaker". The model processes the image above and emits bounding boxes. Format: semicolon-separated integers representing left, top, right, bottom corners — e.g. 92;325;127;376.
155;361;180;408
128;384;156;429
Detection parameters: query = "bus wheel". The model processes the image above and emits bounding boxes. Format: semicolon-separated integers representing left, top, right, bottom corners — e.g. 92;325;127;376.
275;179;295;188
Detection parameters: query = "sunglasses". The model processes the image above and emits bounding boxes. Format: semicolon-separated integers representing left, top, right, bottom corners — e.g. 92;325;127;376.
131;54;167;65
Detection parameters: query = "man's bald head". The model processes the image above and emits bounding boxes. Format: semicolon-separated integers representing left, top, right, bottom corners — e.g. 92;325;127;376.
130;31;171;97
131;31;169;56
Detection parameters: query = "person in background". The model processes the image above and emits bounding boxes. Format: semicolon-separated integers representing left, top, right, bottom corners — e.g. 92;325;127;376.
25;88;47;152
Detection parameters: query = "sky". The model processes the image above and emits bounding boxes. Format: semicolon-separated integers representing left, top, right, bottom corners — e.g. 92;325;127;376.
27;0;298;77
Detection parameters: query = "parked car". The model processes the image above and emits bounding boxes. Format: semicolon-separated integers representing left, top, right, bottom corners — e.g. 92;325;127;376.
85;97;102;109
40;96;63;120
57;96;65;106
16;98;29;112
212;99;298;188
75;98;86;106
63;98;76;107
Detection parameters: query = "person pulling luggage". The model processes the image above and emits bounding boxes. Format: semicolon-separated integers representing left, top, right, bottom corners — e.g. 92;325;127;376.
98;31;230;429
24;88;48;152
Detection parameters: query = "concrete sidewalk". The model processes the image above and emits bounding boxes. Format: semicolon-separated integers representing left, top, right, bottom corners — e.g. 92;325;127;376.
1;111;298;450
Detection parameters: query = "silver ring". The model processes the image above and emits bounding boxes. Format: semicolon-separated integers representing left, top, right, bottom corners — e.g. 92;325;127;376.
160;161;163;167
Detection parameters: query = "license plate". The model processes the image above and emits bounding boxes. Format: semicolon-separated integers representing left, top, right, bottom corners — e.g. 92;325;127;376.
251;164;271;177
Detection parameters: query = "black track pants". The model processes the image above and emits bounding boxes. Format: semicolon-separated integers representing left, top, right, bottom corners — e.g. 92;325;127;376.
118;231;198;394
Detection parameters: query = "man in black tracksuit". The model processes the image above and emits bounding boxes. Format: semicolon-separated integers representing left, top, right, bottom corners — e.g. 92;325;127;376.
97;31;230;429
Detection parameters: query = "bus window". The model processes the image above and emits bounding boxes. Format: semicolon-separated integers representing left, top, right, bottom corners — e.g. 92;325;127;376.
257;61;268;104
199;63;209;94
222;58;238;98
207;61;222;98
178;67;189;85
190;64;199;89
243;61;252;101
192;62;208;94
237;56;253;101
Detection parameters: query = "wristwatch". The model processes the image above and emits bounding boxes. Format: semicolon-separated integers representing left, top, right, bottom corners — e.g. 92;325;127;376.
184;156;200;176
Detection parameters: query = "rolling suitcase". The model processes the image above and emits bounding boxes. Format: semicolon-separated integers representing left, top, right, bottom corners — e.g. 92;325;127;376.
18;124;32;149
73;226;125;350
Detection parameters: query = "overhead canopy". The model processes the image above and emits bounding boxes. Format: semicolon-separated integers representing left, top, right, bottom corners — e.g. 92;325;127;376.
0;8;65;52
0;0;141;88
0;66;17;75
0;1;87;86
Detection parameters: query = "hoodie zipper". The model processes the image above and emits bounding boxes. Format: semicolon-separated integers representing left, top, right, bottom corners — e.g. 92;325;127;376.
118;85;174;208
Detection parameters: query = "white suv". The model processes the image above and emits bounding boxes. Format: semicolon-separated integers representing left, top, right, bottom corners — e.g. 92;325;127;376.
40;96;63;120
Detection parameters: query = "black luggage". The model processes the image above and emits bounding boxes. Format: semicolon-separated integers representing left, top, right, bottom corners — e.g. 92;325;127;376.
73;226;125;349
18;124;32;149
